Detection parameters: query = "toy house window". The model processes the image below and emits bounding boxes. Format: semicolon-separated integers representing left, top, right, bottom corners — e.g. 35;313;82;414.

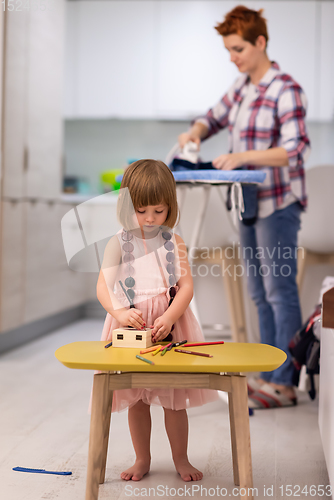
117;334;124;340
136;335;142;340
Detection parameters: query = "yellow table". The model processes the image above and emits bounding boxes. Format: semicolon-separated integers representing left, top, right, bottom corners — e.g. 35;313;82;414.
55;342;286;500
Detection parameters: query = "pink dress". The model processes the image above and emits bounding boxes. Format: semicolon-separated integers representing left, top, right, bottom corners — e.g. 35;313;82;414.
100;228;219;412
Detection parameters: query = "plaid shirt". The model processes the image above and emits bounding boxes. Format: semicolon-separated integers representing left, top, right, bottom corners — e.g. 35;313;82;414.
195;62;311;217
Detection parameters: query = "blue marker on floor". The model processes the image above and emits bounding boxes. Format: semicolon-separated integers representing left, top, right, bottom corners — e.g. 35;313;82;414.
13;467;72;475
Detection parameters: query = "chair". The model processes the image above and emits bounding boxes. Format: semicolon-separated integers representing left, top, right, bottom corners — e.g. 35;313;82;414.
297;165;334;291
177;184;248;343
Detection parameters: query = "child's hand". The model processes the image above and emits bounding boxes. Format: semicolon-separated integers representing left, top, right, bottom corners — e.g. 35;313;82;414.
117;308;145;330
150;314;174;343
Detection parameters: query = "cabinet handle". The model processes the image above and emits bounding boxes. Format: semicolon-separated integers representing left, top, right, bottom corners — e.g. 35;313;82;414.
23;147;29;171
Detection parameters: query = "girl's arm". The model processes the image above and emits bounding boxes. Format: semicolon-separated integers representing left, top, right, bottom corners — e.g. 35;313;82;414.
97;236;144;329
151;234;193;342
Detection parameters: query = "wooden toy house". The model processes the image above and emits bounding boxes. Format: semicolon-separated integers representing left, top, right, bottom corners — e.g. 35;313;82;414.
112;327;153;348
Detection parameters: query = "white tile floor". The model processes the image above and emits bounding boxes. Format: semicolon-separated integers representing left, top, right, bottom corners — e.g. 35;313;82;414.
0;319;330;500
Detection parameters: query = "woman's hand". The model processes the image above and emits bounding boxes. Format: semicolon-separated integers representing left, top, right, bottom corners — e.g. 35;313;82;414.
212;152;246;170
150;314;174;343
116;308;145;330
178;132;201;150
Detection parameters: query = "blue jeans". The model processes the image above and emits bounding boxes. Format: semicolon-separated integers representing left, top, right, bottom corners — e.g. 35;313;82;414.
239;202;302;385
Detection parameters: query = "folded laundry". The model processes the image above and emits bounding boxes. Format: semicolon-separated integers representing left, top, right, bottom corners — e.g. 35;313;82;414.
170;158;213;171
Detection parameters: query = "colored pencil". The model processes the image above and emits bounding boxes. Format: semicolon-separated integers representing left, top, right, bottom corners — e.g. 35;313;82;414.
180;341;224;348
161;342;173;356
152;345;165;356
172;340;188;348
140;345;163;354
151;346;161;355
174;349;213;358
136;355;155;365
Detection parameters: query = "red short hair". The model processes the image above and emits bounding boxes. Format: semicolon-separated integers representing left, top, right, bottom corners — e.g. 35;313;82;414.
215;5;268;46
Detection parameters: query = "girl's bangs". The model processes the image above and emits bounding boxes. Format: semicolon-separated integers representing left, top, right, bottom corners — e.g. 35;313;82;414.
133;177;168;208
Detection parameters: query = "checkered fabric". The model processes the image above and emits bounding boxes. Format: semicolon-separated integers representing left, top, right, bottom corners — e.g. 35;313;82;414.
195;62;311;216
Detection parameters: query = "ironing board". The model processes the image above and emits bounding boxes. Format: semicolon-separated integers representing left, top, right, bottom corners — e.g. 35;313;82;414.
55;341;286;500
172;170;266;329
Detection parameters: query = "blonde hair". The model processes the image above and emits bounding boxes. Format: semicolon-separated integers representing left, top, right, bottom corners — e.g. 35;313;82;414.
117;159;179;230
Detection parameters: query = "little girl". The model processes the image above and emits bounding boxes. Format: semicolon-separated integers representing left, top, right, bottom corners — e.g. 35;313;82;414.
97;159;218;482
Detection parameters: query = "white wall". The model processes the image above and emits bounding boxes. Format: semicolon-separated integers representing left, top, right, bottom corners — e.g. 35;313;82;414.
64;0;334;121
319;2;334;121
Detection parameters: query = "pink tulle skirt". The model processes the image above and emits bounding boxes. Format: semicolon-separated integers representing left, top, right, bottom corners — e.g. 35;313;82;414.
101;292;219;412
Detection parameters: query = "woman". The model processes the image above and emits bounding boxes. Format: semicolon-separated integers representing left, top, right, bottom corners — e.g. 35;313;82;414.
178;5;310;408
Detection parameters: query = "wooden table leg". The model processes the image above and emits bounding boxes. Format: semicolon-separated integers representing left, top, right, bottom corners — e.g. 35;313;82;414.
228;387;240;487
99;388;113;484
228;375;253;500
85;373;110;500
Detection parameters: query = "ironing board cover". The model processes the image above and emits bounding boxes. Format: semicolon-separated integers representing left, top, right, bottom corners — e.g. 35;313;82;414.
116;170;266;185
172;170;266;184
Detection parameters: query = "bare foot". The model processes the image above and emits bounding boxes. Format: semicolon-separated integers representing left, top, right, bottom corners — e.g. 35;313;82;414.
174;458;203;482
268;383;296;400
120;459;150;481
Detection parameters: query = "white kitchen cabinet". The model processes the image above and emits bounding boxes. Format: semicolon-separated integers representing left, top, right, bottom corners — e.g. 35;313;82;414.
0;201;25;331
57;203;96;311
0;1;80;333
23;202;92;324
0;200;93;329
23;201;61;323
157;1;318;119
2;3;64;201
64;1;331;121
156;1;238;118
1;10;29;199
64;0;156;119
25;1;65;199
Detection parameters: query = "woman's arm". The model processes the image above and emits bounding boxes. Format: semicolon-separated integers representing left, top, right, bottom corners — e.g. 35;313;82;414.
178;79;240;149
151;234;193;342
213;83;310;171
178;122;209;149
212;147;289;170
276;84;311;169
